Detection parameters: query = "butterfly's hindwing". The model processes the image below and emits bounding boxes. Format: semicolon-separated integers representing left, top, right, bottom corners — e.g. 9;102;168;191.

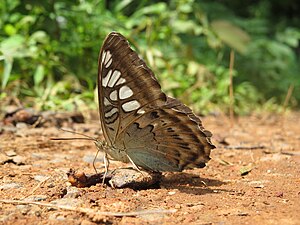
120;101;213;171
97;32;215;171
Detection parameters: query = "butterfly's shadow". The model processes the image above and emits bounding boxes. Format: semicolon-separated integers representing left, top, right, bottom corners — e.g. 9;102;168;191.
160;172;228;195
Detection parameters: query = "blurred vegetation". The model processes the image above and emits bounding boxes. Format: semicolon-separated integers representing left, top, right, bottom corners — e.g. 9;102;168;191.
0;0;299;115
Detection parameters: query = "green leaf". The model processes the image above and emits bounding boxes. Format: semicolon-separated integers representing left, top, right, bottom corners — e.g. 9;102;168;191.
276;27;300;47
115;0;133;11
30;31;48;44
1;58;13;89
172;20;203;35
240;167;252;176
34;64;45;86
132;3;166;18
0;34;29;58
211;20;251;54
4;24;17;35
0;92;7;100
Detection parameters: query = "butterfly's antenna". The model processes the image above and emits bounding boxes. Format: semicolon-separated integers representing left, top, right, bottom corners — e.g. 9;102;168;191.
50;128;97;141
51;128;105;175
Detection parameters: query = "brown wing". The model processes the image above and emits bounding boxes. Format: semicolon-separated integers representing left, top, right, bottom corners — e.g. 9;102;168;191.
98;32;166;146
98;32;215;172
120;98;215;171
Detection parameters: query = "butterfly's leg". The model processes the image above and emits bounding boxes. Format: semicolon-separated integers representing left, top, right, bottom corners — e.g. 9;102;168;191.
126;154;143;173
102;153;109;184
93;149;101;174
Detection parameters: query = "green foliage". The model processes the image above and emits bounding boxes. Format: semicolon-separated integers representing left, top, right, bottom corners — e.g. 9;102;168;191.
0;0;299;114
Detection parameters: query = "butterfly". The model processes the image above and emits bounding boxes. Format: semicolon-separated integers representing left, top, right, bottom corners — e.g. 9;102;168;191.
96;32;215;175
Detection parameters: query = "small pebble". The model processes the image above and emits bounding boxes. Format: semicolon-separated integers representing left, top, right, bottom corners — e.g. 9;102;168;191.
33;175;50;182
138;211;165;221
175;204;181;209
275;192;284;198
23;195;48;201
0;182;22;190
50;198;83;207
47;183;55;188
81;220;95;225
237;212;249;216
49;213;66;221
31;152;48;159
82;154;103;163
108;168;161;189
16;122;28;129
16;205;31;215
5;150;17;157
0;153;10;164
12;155;26;165
64;186;82;198
2;126;17;133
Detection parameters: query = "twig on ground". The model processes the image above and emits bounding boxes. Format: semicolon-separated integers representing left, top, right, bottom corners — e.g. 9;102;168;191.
282;84;294;112
31;115;43;128
0;199;176;217
281;151;300;156
20;176;50;200
229;50;235;127
222;145;266;150
281;84;294;131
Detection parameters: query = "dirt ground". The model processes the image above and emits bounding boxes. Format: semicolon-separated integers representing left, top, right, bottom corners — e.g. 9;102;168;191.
0;111;299;225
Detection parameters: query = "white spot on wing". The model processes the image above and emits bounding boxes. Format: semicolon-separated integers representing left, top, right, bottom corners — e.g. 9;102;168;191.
122;100;141;112
108;70;121;87
137;109;145;114
109;90;118;101
104;51;112;65
102;70;112;87
101;51;107;64
116;78;126;86
104;97;111;106
119;85;133;100
105;58;112;68
105;107;118;118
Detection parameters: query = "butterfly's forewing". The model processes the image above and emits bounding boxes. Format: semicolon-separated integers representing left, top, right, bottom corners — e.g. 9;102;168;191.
98;32;215;171
98;32;166;146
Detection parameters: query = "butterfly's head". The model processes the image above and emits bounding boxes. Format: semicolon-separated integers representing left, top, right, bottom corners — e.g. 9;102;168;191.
94;140;109;152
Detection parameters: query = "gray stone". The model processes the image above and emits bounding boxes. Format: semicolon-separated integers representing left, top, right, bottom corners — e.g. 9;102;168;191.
5;150;17;157
108;168;161;189
11;155;26;165
82;153;104;163
33;175;50;182
0;182;22;190
23;195;48;201
50;198;83;207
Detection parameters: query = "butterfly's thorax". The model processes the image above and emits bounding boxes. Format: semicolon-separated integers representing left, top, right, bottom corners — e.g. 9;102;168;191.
95;140;129;163
107;146;129;163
